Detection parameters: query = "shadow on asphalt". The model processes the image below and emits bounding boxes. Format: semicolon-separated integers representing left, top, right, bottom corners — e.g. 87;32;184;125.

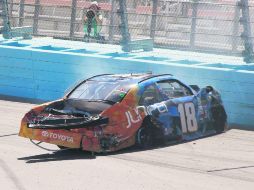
18;149;96;163
18;132;225;164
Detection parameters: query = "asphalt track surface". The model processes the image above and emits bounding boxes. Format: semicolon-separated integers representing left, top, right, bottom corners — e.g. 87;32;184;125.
0;99;254;190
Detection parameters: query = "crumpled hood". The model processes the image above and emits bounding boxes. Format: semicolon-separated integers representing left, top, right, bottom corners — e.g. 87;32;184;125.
26;99;110;130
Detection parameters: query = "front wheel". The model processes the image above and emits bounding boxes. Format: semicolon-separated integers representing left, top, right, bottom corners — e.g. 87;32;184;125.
136;127;152;149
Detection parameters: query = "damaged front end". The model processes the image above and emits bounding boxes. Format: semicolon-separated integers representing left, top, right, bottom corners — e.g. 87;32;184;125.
27;108;109;130
19;99;110;149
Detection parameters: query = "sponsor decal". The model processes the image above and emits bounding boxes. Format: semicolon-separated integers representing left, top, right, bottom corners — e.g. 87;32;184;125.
125;109;142;128
41;131;74;143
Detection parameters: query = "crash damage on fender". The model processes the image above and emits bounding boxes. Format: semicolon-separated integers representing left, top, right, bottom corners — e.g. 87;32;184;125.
19;74;227;153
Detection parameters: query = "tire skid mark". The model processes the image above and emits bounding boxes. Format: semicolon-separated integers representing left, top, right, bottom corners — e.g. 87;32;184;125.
207;165;254;172
131;148;253;167
0;133;18;138
0;159;26;190
152;149;254;165
110;154;203;173
109;155;254;183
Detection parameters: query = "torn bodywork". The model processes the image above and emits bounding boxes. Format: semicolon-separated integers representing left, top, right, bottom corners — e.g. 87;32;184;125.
26;99;109;130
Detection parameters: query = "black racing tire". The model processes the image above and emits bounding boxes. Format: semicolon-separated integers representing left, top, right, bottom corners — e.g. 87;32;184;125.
135;125;152;149
211;104;227;133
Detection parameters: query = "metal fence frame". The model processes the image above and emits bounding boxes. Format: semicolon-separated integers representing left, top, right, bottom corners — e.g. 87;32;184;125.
1;0;254;56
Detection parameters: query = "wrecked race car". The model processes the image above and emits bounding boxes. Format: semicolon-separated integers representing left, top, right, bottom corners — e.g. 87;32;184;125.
19;73;227;152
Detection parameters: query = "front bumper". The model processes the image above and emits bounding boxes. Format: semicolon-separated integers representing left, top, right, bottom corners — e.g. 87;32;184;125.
19;118;135;153
19;121;83;149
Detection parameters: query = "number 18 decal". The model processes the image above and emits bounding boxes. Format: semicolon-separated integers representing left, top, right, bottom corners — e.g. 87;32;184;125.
178;102;198;133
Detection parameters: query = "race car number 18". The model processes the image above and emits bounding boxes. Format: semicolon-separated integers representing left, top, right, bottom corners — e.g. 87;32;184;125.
178;103;198;133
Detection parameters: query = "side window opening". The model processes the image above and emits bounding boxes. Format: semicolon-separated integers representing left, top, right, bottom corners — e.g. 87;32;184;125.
139;84;163;106
156;80;193;99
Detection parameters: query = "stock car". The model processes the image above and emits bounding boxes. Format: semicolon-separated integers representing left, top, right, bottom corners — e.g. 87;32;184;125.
19;73;227;152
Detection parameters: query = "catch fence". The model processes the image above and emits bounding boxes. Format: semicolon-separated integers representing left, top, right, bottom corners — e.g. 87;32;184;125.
1;0;254;55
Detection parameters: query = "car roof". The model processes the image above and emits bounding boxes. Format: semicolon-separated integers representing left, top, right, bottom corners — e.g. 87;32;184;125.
65;73;179;98
88;73;174;83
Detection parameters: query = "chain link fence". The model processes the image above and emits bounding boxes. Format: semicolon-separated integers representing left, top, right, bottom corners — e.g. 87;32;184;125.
1;0;254;55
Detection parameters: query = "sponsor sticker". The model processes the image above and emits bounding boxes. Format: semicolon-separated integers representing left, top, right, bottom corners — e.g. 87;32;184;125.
41;131;74;143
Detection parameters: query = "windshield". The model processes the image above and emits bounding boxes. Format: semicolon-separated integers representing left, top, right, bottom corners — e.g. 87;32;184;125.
68;80;135;103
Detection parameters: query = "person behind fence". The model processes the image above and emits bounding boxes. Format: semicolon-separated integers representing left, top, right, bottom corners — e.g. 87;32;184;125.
84;1;103;39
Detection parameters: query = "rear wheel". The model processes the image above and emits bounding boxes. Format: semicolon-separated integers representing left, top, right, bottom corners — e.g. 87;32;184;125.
211;104;227;133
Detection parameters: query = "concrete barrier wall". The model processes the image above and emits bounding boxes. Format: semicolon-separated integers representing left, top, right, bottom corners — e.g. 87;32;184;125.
0;39;253;127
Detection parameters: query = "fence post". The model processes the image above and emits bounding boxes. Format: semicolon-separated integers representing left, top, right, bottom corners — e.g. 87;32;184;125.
70;0;77;38
9;0;13;18
119;0;130;48
2;0;11;38
190;0;198;49
33;0;40;35
232;1;240;52
239;0;254;63
18;0;25;27
150;0;158;39
108;0;116;42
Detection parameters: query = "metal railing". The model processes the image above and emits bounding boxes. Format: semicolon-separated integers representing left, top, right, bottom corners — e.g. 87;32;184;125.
1;0;254;56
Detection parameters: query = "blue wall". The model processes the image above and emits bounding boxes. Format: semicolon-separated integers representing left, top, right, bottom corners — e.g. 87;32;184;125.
0;39;253;127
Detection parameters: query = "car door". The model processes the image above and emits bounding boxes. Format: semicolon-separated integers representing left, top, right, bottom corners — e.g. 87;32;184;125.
154;79;200;138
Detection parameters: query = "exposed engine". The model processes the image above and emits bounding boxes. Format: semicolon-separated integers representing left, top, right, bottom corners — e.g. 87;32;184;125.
27;99;110;129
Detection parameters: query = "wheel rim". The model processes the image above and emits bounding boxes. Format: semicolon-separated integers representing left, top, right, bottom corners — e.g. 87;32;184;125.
138;128;150;147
